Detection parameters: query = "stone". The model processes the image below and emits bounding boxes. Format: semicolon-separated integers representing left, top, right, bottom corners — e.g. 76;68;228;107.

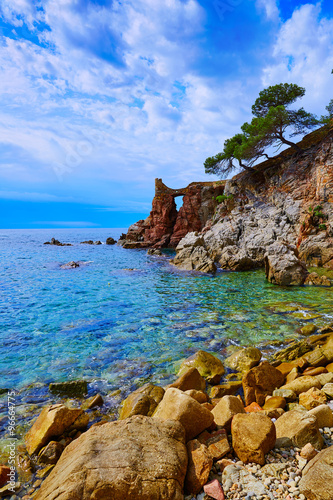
261;463;288;477
199;429;230;460
263;396;286;410
172;245;216;273
299;446;333;500
276;362;296;377
178;351;225;385
322;382;333;398
153;388;214;441
222;464;270;497
44;238;72;246
299;387;327;410
326;362;333;372
34;415;188;500
49;381;88;398
274;410;324;450
211;395;245;431
315;372;333;386
305;272;331;287
119;384;164;419
85;394;104;410
169;367;206;392
203;479;225;500
303;348;328;367
264;242;308;286
25;404;88;456
219;245;258;271
303;366;328;377
37;441;64;465
0;466;10;488
272;339;312;363
224;347;262;373
272;388;297;402
280;376;321;395
231;413;276;465
106;237;116;245
208;382;242;399
184;390;208;403
147;248;162;255
308;404;333;428
242;361;285;406
285;367;299;384
185;439;213;495
300;443;318;461
300;324;318;336
60;261;79;269
244;402;262;412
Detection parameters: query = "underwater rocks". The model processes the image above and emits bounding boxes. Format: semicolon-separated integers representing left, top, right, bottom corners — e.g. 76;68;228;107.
80;240;102;245
60;261;80;269
49;381;88;397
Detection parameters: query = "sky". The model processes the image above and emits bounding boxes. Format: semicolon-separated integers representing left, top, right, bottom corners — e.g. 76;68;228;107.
0;0;332;228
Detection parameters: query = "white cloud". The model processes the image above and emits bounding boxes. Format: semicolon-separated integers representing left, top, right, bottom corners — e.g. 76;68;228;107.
256;0;280;21
262;3;333;114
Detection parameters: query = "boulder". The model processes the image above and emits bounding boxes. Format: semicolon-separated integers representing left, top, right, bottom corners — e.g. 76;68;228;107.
224;347;262;373
119;384;164;419
211;395;245;431
303;347;328;367
315;372;333;386
60;261;80;269
300;324;318;336
198;429;230;460
308;404;333;428
322;382;333;398
219;246;258;271
49;380;88;398
299;387;327;410
172;245;216;273
169;367;206;392
242;361;285;406
209;382;242;399
153;388;214;441
178;350;225;384
280;376;321;395
272;339;312;363
231;413;276;465
184;390;208;403
272;388;297;402
106;237;117;245
25;404;88;456
84;394;104;410
299;446;333;500
274;410;324;450
34;415;188;500
263;396;286;411
264;242;308;286
305;272;331;287
185;439;213;495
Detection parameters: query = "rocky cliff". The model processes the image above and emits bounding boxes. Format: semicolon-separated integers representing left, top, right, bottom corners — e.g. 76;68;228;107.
120;125;333;282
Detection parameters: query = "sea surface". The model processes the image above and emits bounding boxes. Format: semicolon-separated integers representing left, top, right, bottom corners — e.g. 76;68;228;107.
1;228;333;400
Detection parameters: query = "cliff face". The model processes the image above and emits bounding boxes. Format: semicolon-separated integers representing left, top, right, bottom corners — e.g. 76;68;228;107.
120;126;333;273
119;179;225;248
171;126;333;273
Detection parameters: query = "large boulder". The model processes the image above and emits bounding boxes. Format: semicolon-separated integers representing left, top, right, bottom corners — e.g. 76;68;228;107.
178;350;225;384
299;446;333;500
35;415;188;500
25;404;88;456
298;387;327;410
219;245;259;271
185;439;213;495
242;361;285;406
119;384;164;419
264;242;308;286
279;376;321;395
153;388;214;441
308;404;333;428
225;347;262;373
172;245;216;273
274;410;324;450
211;395;245;431
231;413;276;466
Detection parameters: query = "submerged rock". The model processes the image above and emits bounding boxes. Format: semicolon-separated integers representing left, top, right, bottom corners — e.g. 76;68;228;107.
60;261;80;269
178;350;225;385
34;415;188;500
49;380;88;397
44;238;72;246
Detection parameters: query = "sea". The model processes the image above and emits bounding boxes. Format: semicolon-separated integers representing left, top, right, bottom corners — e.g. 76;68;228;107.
1;228;333;413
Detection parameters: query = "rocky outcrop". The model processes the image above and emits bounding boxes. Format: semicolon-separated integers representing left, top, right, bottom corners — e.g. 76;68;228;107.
35;415;188;500
120;179;225;248
171;126;333;279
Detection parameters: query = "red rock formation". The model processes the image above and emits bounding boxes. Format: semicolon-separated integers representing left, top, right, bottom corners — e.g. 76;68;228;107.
145;193;178;247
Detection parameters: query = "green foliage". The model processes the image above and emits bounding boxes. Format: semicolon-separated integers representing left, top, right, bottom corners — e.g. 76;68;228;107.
215;194;233;204
320;99;333;124
204;83;319;178
318;224;327;231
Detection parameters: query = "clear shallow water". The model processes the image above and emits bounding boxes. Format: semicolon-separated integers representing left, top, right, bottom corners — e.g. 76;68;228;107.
1;228;333;395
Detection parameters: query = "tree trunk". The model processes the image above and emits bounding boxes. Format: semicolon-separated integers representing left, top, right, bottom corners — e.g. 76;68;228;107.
278;134;302;153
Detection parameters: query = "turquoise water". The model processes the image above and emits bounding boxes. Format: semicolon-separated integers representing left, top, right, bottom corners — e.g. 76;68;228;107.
1;228;333;397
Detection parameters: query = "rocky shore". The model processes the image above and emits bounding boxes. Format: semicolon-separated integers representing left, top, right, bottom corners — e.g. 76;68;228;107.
1;325;333;499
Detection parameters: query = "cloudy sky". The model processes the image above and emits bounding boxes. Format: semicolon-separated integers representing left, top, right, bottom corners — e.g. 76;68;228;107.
0;0;332;228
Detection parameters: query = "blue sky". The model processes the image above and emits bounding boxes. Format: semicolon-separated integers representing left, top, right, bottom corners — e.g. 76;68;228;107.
0;0;332;228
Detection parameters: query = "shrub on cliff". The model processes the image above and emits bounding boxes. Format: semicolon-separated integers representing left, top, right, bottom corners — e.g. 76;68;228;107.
204;83;319;177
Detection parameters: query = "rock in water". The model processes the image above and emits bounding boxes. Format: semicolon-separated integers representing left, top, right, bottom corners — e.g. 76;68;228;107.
299;445;333;500
231;413;276;465
49;380;87;397
60;261;80;269
25;404;88;456
178;350;225;384
106;237;117;245
34;415;188;500
264;242;308;286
